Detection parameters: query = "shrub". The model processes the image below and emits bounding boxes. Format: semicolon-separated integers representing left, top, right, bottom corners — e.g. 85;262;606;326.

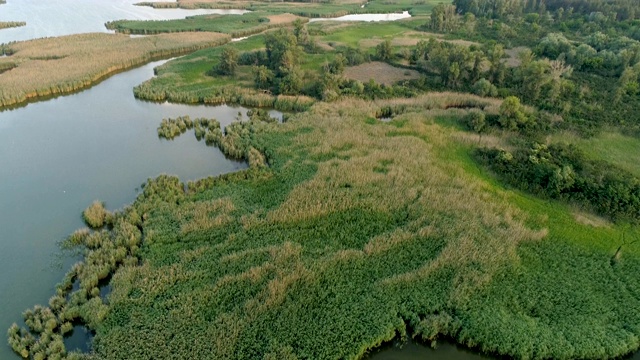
83;201;108;228
473;78;498;97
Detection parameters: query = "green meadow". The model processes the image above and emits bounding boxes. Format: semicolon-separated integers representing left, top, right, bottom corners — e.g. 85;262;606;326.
550;131;640;178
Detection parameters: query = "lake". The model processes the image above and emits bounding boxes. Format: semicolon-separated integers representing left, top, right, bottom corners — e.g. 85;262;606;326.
0;0;247;43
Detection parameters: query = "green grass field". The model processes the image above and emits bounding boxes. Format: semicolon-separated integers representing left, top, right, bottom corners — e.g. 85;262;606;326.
106;12;304;38
550;131;640;178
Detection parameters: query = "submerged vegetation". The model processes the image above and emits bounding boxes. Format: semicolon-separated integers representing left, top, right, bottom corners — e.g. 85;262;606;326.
7;0;640;359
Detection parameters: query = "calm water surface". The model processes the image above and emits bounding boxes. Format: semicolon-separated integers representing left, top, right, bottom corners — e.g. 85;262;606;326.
310;11;411;22
367;340;492;360
0;0;247;43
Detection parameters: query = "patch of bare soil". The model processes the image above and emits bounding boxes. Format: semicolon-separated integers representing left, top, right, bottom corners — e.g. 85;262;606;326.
344;61;420;85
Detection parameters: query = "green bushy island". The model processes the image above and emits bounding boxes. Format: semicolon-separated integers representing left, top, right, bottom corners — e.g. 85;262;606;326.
8;0;640;359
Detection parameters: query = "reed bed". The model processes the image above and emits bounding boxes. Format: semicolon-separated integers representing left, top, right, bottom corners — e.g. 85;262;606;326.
135;82;315;111
0;32;230;108
0;21;26;29
11;95;639;360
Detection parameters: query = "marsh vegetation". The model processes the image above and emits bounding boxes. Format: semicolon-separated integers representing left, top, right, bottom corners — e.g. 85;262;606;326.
0;32;229;108
0;21;26;30
7;0;640;359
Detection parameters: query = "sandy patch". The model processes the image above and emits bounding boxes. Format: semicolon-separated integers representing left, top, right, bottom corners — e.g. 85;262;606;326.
344;61;420;85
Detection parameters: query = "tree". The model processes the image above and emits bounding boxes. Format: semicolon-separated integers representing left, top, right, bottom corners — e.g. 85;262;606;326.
265;28;299;76
429;3;460;32
293;19;310;46
466;110;486;135
278;68;303;95
252;65;274;90
325;54;346;75
536;32;573;59
376;40;393;61
216;47;239;76
499;96;529;130
473;78;498;97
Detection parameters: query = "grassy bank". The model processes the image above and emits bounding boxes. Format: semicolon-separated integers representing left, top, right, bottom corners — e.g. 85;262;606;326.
0;32;230;109
106;12;305;38
548;131;640;178
9;94;640;359
131;35;316;111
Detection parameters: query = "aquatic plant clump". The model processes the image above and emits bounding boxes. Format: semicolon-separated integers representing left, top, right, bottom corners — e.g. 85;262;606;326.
0;21;26;30
7;205;143;360
82;201;111;228
158;112;275;164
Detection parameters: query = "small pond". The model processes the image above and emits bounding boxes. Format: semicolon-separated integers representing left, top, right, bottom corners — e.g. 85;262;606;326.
310;11;411;22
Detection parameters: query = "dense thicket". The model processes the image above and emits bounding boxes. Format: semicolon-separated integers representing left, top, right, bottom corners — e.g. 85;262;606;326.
477;143;640;221
454;0;639;20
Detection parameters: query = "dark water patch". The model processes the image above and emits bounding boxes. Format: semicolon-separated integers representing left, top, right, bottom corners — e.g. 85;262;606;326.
367;338;494;360
64;325;94;353
100;284;112;303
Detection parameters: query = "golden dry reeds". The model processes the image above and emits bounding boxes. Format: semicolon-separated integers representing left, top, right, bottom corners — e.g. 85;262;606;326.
0;32;230;108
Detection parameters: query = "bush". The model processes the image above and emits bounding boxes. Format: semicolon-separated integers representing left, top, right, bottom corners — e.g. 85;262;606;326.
83;201;108;228
473;78;498;97
476;143;640;221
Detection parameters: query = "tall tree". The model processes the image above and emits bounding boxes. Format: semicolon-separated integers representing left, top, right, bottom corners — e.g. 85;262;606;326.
216;47;239;76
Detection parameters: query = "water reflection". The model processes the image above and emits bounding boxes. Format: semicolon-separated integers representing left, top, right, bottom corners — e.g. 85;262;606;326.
0;0;248;43
310;11;411;22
